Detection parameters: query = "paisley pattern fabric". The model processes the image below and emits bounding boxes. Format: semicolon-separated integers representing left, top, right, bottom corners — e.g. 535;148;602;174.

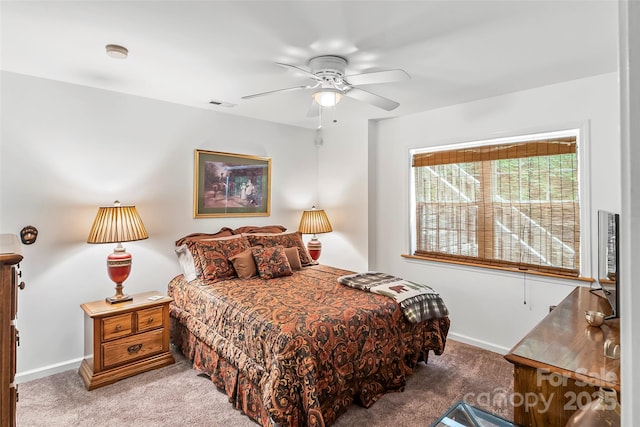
175;229;234;277
169;265;450;427
245;231;316;266
251;245;293;279
194;235;251;282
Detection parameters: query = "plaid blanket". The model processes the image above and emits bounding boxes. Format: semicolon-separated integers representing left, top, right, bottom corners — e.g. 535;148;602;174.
338;272;449;323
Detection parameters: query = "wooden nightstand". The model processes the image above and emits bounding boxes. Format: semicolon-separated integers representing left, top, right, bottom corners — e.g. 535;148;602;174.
79;291;175;390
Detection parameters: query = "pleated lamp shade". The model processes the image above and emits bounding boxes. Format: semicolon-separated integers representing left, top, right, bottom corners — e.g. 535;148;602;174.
298;206;332;261
298;207;332;235
87;202;148;244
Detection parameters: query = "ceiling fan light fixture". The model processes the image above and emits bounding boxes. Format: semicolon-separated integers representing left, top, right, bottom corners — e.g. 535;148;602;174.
312;88;344;107
105;44;128;59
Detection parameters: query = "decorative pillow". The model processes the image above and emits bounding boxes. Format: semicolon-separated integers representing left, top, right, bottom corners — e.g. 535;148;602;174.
245;231;315;266
232;225;287;235
284;247;302;270
251;245;293;279
229;248;257;279
175;228;235;277
194;235;251;282
175;244;197;282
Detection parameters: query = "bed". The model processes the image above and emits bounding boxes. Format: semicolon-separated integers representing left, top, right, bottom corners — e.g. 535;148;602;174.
168;226;450;427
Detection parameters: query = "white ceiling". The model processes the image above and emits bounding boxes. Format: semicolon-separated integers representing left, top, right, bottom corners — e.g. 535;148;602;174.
1;1;619;129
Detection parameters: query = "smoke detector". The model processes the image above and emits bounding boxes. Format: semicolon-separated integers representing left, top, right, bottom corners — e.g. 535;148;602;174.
105;44;128;59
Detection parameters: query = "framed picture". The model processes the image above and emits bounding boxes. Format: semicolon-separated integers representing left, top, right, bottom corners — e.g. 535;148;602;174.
194;149;271;218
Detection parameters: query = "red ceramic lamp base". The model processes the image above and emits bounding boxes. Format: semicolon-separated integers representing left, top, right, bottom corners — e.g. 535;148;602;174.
307;237;322;261
106;245;133;304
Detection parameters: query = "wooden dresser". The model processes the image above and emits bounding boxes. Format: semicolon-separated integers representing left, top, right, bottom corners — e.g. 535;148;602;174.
79;291;175;390
504;286;620;426
1;234;24;427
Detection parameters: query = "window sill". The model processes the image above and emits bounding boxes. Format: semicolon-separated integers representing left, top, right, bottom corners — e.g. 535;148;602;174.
401;253;595;283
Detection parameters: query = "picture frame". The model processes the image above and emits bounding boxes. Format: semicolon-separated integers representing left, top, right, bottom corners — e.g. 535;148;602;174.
194;149;271;218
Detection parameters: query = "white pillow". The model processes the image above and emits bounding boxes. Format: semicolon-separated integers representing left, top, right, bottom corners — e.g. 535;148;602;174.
175;244;197;282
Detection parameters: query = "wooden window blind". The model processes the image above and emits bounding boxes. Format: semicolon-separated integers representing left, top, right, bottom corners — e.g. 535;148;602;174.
412;136;580;277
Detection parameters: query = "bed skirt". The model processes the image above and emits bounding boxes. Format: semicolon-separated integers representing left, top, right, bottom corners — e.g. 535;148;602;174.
171;316;281;426
171;313;449;427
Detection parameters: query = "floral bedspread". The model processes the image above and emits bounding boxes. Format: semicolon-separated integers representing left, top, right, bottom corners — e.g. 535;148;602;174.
168;264;450;427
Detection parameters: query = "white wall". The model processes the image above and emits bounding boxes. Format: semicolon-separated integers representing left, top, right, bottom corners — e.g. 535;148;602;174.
0;71;318;380
370;72;620;352
618;1;640;423
313;121;369;272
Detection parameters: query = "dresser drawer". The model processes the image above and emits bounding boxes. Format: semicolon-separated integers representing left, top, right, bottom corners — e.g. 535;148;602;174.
10;384;17;424
11;266;19;319
11;325;17;384
102;313;133;341
136;306;164;332
102;329;164;368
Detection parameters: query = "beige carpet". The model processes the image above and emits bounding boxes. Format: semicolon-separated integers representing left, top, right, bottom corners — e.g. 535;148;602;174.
16;339;514;426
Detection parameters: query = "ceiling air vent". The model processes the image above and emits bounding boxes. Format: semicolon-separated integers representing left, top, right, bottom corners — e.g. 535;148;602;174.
209;99;236;108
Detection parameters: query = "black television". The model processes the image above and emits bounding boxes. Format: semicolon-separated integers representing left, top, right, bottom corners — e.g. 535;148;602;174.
597;210;619;318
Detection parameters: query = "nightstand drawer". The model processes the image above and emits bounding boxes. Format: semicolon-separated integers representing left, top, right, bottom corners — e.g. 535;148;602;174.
80;291;175;390
102;329;164;368
137;306;164;332
102;313;133;341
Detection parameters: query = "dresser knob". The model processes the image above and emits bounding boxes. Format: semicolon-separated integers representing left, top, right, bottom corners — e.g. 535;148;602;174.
147;317;153;323
115;325;122;331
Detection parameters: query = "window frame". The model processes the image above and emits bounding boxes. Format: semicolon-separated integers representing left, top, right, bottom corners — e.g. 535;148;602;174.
408;124;593;280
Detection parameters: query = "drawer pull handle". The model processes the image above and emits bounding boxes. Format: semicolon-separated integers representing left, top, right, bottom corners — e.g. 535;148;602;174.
127;344;143;354
115;325;122;331
147;317;154;323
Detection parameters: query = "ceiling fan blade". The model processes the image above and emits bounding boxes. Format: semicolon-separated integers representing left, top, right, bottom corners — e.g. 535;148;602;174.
242;85;310;100
344;69;410;86
306;101;320;117
346;87;400;111
276;62;321;81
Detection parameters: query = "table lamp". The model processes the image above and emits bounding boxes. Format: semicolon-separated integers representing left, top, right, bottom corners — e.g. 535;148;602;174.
298;206;332;261
87;201;148;303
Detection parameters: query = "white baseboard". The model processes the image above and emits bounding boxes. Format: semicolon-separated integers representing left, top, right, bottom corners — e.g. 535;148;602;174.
16;357;83;384
448;332;511;355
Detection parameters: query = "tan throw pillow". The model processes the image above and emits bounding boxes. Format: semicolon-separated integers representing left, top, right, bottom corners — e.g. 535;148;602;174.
284;247;302;270
251;245;293;279
229;248;257;279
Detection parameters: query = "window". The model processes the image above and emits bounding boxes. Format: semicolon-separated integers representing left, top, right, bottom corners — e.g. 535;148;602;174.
411;131;581;277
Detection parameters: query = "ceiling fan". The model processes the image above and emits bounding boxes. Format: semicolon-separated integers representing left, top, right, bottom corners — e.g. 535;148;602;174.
242;55;410;115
